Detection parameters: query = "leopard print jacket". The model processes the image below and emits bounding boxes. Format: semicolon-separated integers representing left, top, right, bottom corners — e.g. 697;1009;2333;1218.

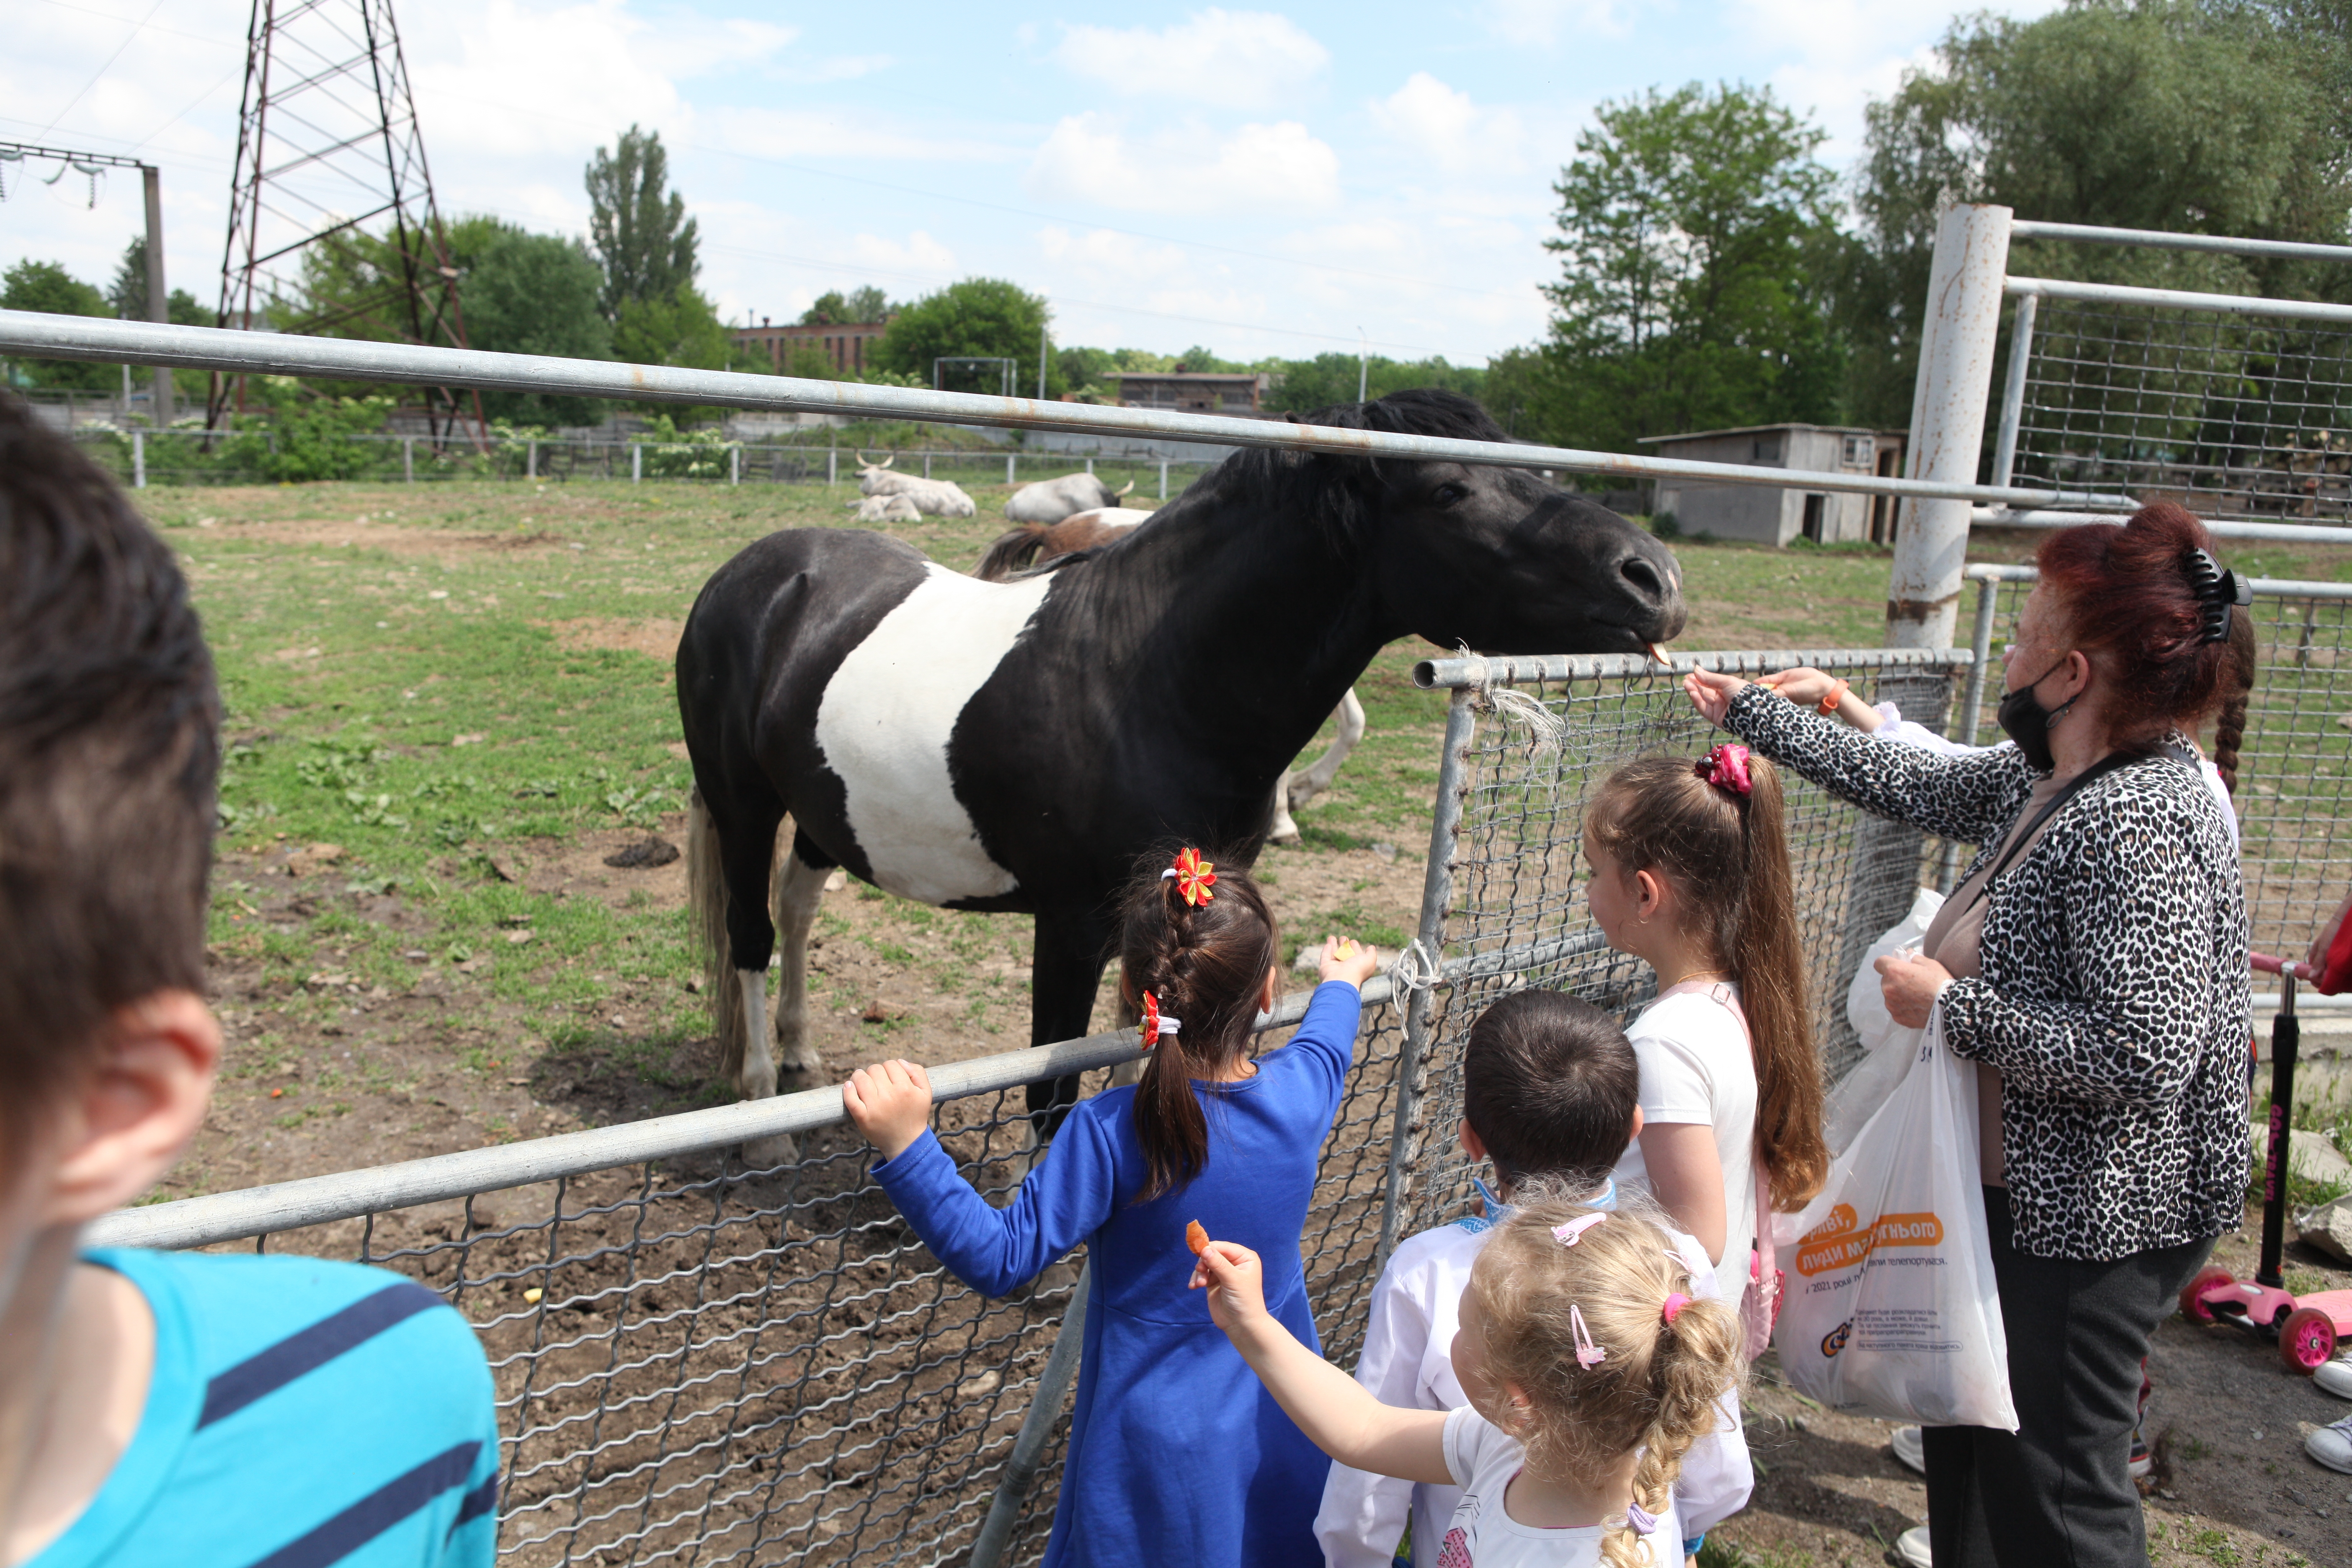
1726;683;2250;1262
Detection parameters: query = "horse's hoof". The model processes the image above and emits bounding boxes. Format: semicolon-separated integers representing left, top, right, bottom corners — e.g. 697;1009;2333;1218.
742;1068;779;1100
742;1132;798;1170
1268;825;1301;846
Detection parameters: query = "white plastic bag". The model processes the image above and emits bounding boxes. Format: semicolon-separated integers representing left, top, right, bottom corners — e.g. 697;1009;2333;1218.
1771;1009;2017;1430
1825;887;1945;1155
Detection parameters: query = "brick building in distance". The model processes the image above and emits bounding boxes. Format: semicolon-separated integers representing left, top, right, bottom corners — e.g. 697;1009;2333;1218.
732;317;892;377
1110;371;1271;416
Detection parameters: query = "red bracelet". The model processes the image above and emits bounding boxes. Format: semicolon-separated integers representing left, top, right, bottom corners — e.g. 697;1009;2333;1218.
1819;678;1850;717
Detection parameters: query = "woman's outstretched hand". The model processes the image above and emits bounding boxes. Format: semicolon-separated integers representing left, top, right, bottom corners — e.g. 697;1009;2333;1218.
1190;1239;1271;1336
1683;667;1747;727
1318;935;1381;987
844;1058;933;1161
1875;951;1955;1029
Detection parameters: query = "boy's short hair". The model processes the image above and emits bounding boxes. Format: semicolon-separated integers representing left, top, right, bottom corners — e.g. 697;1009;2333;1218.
0;395;218;1140
1461;989;1639;1187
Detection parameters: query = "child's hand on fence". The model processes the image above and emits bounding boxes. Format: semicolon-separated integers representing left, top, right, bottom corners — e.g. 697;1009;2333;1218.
1683;667;1745;726
1318;934;1380;987
843;1058;934;1161
1190;1239;1271;1336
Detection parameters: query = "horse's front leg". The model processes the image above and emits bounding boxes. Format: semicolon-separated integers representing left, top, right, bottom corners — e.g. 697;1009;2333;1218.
769;846;830;1077
1288;687;1367;807
1024;915;1114;1145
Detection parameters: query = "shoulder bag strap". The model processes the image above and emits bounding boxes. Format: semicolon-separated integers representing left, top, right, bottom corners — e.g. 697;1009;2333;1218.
1960;750;2136;918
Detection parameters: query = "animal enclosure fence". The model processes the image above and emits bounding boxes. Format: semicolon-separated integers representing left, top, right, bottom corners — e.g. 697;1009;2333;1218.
94;648;1980;1567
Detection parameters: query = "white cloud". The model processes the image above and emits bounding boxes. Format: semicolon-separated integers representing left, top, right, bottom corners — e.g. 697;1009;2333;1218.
1027;113;1340;214
1370;73;1528;174
1483;0;1630;47
703;106;1016;164
849;229;958;276
1051;9;1328;112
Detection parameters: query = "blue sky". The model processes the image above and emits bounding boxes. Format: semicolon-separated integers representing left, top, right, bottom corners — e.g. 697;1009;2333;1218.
5;0;2059;364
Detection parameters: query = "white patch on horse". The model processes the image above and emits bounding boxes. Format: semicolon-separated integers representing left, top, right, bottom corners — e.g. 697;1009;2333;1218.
815;564;1053;904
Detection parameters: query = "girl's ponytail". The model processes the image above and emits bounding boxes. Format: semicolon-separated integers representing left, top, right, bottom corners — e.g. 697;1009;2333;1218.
1119;849;1277;1203
1731;756;1828;1211
1586;751;1828;1212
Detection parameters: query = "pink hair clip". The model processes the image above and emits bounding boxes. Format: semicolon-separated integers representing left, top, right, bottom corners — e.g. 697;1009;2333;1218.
1550;1212;1607;1246
1661;1292;1690;1325
1696;742;1753;797
1570;1303;1607;1369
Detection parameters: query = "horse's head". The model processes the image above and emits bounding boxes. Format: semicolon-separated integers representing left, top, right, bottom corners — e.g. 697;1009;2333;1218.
1263;389;1686;656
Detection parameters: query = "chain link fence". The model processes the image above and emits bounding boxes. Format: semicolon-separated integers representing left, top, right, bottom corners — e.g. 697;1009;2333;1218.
2006;296;2352;526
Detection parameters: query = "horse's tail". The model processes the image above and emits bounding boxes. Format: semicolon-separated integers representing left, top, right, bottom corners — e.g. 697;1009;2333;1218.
975;523;1051;581
687;786;743;1077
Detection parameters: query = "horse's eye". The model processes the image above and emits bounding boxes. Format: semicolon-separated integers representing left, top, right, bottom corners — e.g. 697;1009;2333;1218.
1431;482;1469;507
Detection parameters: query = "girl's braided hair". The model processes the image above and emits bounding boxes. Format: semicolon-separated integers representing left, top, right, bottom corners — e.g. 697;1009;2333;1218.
1467;1193;1744;1568
1117;846;1277;1202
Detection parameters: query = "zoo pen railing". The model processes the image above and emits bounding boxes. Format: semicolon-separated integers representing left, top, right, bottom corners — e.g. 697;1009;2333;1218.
89;648;1974;1568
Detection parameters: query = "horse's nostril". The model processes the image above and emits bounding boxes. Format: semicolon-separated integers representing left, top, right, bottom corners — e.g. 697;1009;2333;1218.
1620;557;1666;601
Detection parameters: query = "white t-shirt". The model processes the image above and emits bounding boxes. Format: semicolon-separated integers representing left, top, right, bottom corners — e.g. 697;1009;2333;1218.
1610;985;1758;1272
1313;1196;1750;1568
1435;1405;1683;1568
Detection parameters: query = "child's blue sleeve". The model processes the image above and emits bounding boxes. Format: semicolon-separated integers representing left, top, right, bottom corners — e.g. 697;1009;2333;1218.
871;1108;1120;1297
1284;980;1364;1114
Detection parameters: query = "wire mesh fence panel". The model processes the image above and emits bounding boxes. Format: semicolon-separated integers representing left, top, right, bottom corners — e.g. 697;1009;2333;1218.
1390;655;1964;1247
2012;299;2352;526
1963;573;2352;962
178;990;1406;1568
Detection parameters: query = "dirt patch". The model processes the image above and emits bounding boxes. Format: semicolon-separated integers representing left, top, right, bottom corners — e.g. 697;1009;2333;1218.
544;615;683;663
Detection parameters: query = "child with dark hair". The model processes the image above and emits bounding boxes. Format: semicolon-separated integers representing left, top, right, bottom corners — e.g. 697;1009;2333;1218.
1315;990;1751;1568
0;395;499;1567
843;848;1378;1568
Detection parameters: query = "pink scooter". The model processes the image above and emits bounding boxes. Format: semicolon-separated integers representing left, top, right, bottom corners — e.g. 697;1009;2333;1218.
2180;952;2352;1373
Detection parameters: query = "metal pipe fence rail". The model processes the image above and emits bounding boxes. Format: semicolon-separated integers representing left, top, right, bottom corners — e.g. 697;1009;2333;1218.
1959;564;2352;1006
0;309;2135;513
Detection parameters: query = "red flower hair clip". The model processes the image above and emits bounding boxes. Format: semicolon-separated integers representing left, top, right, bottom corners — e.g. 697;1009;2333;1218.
1162;847;1217;906
1695;742;1753;798
1139;990;1181;1050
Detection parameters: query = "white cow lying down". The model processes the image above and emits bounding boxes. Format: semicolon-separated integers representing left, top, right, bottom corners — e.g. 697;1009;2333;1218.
851;453;977;518
1004;471;1135;524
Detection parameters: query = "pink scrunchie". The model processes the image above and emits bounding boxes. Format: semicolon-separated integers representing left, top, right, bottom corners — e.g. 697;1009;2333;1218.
1696;742;1753;798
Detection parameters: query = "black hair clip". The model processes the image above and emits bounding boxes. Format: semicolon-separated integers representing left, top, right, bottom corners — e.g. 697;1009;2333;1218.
2181;548;2252;645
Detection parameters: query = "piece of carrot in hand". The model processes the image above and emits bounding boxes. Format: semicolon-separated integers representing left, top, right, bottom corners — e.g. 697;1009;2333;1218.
1185;1220;1209;1256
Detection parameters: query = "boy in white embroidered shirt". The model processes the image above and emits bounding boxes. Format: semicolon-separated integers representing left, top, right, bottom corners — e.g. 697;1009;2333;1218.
1314;991;1753;1567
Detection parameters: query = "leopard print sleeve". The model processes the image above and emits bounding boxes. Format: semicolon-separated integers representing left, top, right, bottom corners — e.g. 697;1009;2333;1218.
1722;682;2038;847
1936;792;2223;1106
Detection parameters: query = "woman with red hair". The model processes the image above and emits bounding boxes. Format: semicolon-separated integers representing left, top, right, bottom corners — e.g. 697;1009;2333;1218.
1684;504;2252;1568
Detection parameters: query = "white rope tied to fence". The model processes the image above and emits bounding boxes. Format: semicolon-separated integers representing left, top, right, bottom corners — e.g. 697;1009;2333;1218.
1387;939;1443;998
1452;642;1567;752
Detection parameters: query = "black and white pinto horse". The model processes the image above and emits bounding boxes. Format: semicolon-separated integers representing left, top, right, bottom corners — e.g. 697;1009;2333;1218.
676;390;1683;1142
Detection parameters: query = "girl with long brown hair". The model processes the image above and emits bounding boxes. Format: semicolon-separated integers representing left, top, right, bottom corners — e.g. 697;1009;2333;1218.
1582;746;1828;1276
843;847;1379;1568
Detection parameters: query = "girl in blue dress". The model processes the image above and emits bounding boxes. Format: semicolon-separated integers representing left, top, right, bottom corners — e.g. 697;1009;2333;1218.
844;847;1378;1568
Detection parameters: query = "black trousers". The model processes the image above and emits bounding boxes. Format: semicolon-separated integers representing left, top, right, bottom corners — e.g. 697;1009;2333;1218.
1921;1186;2211;1568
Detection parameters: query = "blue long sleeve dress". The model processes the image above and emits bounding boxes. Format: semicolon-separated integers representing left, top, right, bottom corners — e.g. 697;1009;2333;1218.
872;979;1362;1568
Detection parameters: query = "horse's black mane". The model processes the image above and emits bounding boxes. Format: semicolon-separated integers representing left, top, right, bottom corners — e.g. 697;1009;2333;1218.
1213;387;1516;548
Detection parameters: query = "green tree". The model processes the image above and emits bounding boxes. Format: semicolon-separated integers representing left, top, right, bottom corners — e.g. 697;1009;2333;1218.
1531;82;1845;451
872;278;1058;395
586;125;699;319
1;259;114;390
802;286;889;325
456;222;613;425
106;237;207;325
1262;353;1488;413
612;283;730;373
1846;1;2351;424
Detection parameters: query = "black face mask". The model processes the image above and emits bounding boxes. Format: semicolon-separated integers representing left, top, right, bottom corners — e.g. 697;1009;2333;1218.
1996;656;2075;772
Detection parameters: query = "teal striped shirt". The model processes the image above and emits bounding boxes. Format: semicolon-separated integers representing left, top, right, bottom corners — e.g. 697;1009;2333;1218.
31;1249;498;1568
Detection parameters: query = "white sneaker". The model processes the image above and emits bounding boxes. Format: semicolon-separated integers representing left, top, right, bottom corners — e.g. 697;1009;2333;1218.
2311;1414;2352;1475
2316;1354;2352;1400
1894;1524;1934;1566
1891;1424;1926;1474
